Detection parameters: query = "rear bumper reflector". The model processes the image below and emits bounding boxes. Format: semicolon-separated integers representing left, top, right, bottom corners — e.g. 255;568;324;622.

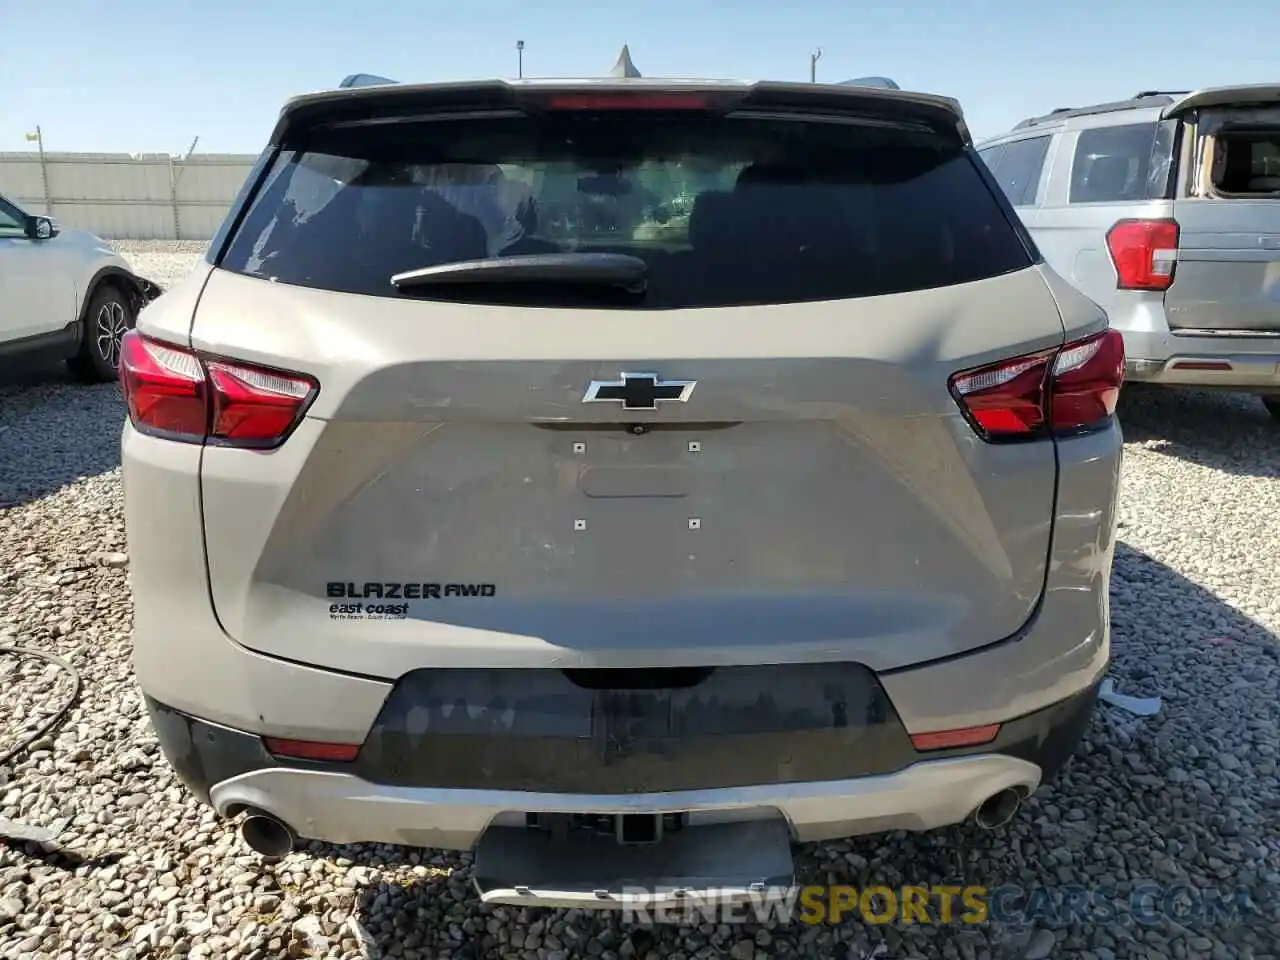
262;737;360;763
1170;360;1233;371
909;723;1001;751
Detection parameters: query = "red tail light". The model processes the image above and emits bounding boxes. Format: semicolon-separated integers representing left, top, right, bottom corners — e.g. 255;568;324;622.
1106;218;1179;290
1048;329;1125;431
119;331;317;449
949;329;1125;442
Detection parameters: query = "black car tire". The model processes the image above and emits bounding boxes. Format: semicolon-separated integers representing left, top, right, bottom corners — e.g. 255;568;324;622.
68;284;134;384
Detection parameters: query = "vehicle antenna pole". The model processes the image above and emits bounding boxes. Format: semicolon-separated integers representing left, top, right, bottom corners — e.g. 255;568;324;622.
26;126;52;216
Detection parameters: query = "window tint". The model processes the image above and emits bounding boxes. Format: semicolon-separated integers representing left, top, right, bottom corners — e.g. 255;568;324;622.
981;137;1050;207
220;114;1033;309
1070;123;1162;203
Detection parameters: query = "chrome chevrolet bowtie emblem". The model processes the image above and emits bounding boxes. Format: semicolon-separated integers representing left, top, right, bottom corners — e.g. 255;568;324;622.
582;372;696;411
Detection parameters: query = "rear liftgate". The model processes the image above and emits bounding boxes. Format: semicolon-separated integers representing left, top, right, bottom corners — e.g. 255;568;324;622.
473;816;795;909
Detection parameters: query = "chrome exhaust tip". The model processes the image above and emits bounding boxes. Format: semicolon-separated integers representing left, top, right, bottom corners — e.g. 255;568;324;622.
973;787;1023;830
240;811;296;858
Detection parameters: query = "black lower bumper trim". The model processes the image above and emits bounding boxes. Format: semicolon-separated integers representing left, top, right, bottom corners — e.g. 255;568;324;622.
145;669;1100;802
355;663;910;792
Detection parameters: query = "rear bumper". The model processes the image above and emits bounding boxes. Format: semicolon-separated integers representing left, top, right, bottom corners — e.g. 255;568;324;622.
210;757;1041;851
146;679;1098;849
1119;327;1280;390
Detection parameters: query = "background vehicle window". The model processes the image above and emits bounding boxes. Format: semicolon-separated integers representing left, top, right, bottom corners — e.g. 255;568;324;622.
0;199;26;235
220;114;1033;309
977;144;1005;173
1069;123;1160;203
979;137;1050;207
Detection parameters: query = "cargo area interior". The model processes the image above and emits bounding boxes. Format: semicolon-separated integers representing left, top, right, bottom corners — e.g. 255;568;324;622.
1201;107;1280;196
1209;128;1280;195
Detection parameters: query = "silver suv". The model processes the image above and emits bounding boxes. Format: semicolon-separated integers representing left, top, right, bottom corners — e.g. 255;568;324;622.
122;73;1121;908
978;84;1280;420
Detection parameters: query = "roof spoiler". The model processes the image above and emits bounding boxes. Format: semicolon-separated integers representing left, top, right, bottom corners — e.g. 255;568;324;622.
338;73;399;89
274;79;969;146
1162;83;1280;119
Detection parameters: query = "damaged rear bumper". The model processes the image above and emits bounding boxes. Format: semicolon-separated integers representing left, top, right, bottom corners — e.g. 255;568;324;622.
144;668;1099;851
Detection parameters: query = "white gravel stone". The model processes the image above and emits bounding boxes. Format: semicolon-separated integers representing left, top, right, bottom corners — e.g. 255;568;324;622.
1;246;1278;959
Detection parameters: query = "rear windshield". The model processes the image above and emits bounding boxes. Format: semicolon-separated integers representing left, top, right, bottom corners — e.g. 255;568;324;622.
219;112;1033;308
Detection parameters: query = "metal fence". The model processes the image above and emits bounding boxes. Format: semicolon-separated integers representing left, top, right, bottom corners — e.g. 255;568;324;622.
0;151;257;241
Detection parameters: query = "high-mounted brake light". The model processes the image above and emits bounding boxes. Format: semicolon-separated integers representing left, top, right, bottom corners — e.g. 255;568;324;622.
119;330;317;449
542;93;714;111
1106;219;1179;291
949;329;1125;442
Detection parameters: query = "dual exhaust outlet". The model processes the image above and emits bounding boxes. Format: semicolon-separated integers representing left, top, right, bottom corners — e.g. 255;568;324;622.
235;788;1026;858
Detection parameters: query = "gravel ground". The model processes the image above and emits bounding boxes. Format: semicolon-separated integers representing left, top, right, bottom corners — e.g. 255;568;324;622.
1;242;1278;960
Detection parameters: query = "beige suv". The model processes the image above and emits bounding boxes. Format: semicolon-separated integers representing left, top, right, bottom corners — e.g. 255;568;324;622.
122;73;1121;909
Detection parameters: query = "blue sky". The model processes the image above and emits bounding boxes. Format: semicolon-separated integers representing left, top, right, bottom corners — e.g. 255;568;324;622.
5;0;1279;154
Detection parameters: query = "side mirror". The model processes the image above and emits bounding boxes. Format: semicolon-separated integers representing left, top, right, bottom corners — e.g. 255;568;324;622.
26;215;58;240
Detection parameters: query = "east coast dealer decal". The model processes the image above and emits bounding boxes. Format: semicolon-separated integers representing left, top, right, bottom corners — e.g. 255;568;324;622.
326;581;496;620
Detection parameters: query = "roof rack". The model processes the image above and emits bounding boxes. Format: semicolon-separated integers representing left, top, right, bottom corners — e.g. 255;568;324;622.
1011;93;1177;130
1133;90;1190;99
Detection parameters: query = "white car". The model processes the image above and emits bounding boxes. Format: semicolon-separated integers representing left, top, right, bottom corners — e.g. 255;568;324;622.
0;191;162;382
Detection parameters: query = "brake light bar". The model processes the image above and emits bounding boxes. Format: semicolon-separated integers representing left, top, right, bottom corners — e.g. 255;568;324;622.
1106;218;1179;291
119;331;317;449
949;329;1125;442
541;93;715;111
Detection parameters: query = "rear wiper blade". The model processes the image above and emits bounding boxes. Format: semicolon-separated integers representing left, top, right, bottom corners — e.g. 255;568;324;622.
390;253;647;290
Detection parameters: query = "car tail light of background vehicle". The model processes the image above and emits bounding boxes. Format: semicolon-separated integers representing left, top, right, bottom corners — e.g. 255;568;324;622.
949;329;1125;442
119;330;317;449
1106;218;1179;290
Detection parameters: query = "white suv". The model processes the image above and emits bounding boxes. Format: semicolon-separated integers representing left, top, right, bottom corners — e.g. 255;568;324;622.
0;192;161;381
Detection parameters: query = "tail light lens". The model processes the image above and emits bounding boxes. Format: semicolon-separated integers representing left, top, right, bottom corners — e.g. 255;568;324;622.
1106;219;1179;290
949;329;1125;442
1049;330;1126;432
119;331;317;449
